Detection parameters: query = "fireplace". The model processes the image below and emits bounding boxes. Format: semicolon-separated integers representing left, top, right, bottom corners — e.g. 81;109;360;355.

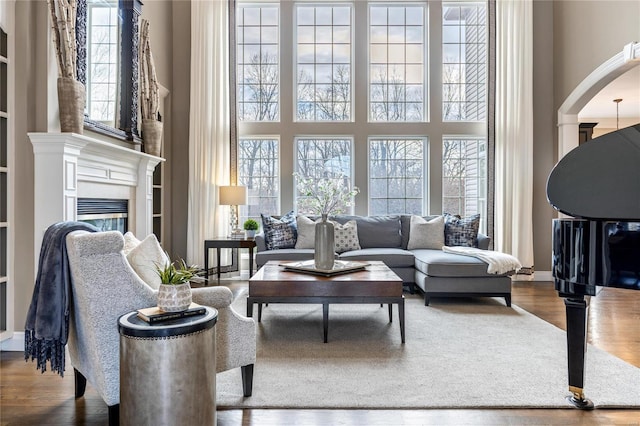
77;198;129;233
29;132;163;264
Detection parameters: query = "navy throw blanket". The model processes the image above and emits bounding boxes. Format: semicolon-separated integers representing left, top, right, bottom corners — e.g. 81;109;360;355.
24;221;99;376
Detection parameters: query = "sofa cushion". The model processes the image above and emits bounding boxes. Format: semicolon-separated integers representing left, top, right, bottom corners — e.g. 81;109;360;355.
256;249;315;267
332;215;401;248
407;215;445;250
333;220;361;253
338;248;415;268
261;211;297;250
295;215;316;249
412;248;506;277
444;213;480;247
126;234;169;289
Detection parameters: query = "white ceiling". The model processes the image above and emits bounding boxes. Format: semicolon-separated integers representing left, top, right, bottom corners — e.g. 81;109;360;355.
578;66;640;129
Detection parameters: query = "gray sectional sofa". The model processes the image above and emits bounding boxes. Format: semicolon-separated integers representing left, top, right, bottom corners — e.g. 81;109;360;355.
255;215;512;306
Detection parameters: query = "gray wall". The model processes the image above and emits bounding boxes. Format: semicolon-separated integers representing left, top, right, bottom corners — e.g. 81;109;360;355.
7;0;640;332
10;0;182;330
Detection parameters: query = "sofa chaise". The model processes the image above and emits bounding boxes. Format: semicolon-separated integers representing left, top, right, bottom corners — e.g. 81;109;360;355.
255;214;513;307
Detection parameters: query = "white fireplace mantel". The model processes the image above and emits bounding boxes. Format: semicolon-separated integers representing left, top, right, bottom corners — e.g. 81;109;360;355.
29;132;164;261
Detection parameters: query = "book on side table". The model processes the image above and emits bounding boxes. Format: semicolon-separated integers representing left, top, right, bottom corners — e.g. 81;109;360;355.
137;303;206;324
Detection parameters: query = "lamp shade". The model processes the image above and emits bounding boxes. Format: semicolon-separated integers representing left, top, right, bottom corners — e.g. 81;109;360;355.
219;185;247;206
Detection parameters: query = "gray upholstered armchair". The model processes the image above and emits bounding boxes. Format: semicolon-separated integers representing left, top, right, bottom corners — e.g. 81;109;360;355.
65;231;256;425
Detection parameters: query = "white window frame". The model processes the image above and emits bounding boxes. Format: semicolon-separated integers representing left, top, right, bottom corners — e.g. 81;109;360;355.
236;0;489;217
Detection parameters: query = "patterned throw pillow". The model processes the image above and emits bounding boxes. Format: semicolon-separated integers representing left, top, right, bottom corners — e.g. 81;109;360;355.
407;215;445;250
444;213;480;247
261;211;297;250
332;220;361;253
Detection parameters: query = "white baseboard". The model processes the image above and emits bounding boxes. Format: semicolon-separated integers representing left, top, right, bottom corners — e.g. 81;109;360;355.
0;332;25;352
533;271;553;282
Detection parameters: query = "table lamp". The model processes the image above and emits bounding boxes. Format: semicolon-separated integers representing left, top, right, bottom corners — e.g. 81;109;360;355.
219;185;247;237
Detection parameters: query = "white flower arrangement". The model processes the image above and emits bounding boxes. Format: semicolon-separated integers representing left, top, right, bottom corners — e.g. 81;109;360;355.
295;173;360;216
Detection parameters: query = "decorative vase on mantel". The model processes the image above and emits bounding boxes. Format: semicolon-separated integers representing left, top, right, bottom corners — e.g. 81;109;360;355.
57;77;85;134
142;119;163;157
314;214;335;270
157;282;192;312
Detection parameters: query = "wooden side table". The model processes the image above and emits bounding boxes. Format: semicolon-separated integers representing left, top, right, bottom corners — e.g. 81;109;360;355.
204;237;257;282
118;307;218;425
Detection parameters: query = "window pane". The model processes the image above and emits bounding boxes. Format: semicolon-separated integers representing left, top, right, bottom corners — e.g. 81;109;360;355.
87;2;118;125
442;3;487;121
238;138;280;225
369;5;425;122
296;5;352;121
295;138;354;214
237;5;280;121
369;139;425;215
442;137;487;232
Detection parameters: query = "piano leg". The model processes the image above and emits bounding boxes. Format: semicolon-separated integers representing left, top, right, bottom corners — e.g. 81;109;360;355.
564;296;594;409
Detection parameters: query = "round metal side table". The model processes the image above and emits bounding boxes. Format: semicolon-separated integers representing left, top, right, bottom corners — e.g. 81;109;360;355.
118;307;218;425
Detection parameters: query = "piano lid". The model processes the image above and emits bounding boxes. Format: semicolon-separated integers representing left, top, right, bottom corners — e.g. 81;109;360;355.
546;124;640;221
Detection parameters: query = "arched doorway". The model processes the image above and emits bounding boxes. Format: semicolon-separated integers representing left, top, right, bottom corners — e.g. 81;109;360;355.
557;42;640;160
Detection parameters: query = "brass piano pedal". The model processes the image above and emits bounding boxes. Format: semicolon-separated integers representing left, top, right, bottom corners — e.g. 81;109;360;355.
567;387;595;409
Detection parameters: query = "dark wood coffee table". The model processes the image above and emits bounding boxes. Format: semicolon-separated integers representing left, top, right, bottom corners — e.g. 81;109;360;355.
247;260;405;343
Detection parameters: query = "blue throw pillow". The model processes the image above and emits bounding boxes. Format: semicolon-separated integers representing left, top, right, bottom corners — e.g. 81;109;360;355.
261;211;297;250
444;213;480;247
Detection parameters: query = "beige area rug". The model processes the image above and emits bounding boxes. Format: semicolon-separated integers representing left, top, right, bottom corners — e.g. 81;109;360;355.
217;291;640;409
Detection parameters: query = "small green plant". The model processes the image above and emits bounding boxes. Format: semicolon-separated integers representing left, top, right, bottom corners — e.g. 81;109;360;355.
155;257;198;285
243;219;259;231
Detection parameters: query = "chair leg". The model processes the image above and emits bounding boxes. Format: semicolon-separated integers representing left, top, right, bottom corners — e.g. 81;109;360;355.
505;294;512;307
241;364;254;397
108;404;119;426
424;294;430;306
74;368;87;398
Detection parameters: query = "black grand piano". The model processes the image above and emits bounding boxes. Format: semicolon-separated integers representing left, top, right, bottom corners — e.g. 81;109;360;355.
547;123;640;408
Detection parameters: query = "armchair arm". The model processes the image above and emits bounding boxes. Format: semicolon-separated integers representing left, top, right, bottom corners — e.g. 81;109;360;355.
191;286;233;309
255;232;266;252
477;233;491;250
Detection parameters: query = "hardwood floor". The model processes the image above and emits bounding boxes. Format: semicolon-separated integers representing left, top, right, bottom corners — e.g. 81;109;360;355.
2;281;639;425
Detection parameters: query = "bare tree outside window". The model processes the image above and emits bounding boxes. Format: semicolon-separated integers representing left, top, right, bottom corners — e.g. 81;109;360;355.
369;139;425;215
238;5;279;122
235;2;489;223
238;138;279;225
295;138;354;214
87;3;118;124
369;5;424;122
296;5;352;121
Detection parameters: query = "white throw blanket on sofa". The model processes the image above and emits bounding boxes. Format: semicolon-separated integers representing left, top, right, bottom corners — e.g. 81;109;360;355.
442;246;522;275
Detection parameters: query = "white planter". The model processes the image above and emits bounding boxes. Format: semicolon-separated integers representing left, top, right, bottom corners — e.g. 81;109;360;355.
245;230;256;239
157;283;192;312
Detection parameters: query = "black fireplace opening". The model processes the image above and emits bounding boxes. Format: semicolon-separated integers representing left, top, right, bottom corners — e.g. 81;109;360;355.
77;198;129;233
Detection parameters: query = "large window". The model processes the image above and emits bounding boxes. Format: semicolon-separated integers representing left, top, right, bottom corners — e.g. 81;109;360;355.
442;137;487;231
238;138;280;225
369;138;425;215
87;1;119;125
369;5;424;122
296;5;352;121
236;1;489;222
237;4;280;121
442;3;487;121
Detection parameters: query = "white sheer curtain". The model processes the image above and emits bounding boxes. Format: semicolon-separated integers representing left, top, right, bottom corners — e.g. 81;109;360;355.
187;0;231;267
494;0;534;272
